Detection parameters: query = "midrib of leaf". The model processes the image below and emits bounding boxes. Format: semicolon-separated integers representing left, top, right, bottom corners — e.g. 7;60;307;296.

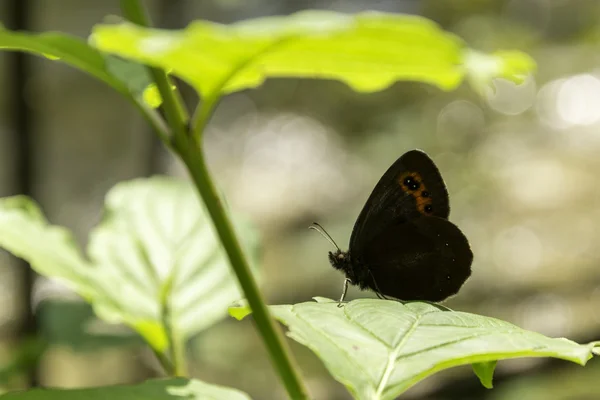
133;235;161;294
173;254;231;316
200;35;293;99
395;329;516;361
375;315;421;399
292;306;374;393
169;218;215;288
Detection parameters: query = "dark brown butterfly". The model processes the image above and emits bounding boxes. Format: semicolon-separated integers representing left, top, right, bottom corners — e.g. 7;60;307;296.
312;150;472;305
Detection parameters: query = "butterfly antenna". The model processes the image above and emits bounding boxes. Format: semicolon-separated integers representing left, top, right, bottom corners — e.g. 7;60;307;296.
309;222;341;252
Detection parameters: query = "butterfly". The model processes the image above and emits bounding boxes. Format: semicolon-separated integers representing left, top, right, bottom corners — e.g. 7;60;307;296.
312;149;473;306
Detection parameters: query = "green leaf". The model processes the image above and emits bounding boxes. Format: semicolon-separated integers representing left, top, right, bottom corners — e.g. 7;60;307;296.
89;10;536;98
472;360;497;389
0;26;155;106
0;177;260;353
464;49;536;96
230;298;596;400
143;83;164;108
0;196;97;299
104;54;156;104
0;378;252;400
228;299;251;321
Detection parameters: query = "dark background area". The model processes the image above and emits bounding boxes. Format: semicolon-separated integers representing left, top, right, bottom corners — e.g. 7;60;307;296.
2;0;600;399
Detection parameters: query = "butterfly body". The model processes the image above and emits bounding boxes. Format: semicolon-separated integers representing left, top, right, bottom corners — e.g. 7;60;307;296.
328;250;370;290
327;150;473;303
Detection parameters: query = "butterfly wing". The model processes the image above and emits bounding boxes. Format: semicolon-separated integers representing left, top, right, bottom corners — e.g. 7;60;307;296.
357;215;472;301
349;150;450;255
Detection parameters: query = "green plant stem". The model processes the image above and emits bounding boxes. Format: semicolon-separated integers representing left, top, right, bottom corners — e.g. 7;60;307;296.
190;91;221;143
120;1;309;397
120;0;189;377
172;132;309;400
120;0;189;137
161;303;187;376
159;275;188;376
132;101;172;147
171;331;187;377
150;346;175;376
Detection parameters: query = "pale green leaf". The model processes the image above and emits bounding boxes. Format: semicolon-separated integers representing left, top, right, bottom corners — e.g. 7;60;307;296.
89;10;536;98
143;83;162;108
0;378;252;400
0;26;155;106
464;49;536;96
229;298;596;400
0;196;96;299
104;54;156;104
472;360;497;389
0;177;260;353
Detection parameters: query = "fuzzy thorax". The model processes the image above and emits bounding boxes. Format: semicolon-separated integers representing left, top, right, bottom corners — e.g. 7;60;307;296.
328;249;371;290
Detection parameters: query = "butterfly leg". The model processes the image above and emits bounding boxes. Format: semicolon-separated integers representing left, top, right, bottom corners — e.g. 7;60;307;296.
375;292;391;300
337;278;351;308
368;269;391;300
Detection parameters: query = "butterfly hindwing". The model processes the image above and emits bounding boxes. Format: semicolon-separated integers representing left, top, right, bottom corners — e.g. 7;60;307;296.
357;215;473;301
349;150;450;255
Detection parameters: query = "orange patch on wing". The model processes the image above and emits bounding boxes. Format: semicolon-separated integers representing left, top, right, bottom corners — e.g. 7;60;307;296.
398;172;433;215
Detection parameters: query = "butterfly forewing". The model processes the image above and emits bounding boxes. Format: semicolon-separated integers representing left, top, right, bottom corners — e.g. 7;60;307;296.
349;150;450;254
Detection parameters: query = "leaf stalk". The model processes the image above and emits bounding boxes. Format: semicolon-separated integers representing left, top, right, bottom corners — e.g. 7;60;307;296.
120;1;309;398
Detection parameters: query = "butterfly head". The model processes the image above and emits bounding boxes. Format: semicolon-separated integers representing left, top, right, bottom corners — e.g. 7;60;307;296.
310;222;349;271
328;249;351;272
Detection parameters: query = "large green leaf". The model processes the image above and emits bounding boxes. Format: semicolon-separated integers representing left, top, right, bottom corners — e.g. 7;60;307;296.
230;298;597;400
0;177;260;352
1;378;252;400
0;26;154;105
0;196;96;298
89;10;535;98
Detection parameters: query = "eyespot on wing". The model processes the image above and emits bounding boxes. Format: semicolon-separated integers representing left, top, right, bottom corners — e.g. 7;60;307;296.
398;150;450;219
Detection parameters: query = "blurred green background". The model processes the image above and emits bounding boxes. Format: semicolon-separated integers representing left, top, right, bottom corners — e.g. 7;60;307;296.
2;0;600;399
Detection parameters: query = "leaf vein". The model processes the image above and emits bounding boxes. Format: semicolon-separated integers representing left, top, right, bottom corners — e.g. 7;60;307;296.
374;314;422;399
292;305;376;393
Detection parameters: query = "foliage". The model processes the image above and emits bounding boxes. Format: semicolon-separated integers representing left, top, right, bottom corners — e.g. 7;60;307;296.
1;378;252;400
230;298;597;400
89;10;534;100
0;177;259;359
0;4;590;400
